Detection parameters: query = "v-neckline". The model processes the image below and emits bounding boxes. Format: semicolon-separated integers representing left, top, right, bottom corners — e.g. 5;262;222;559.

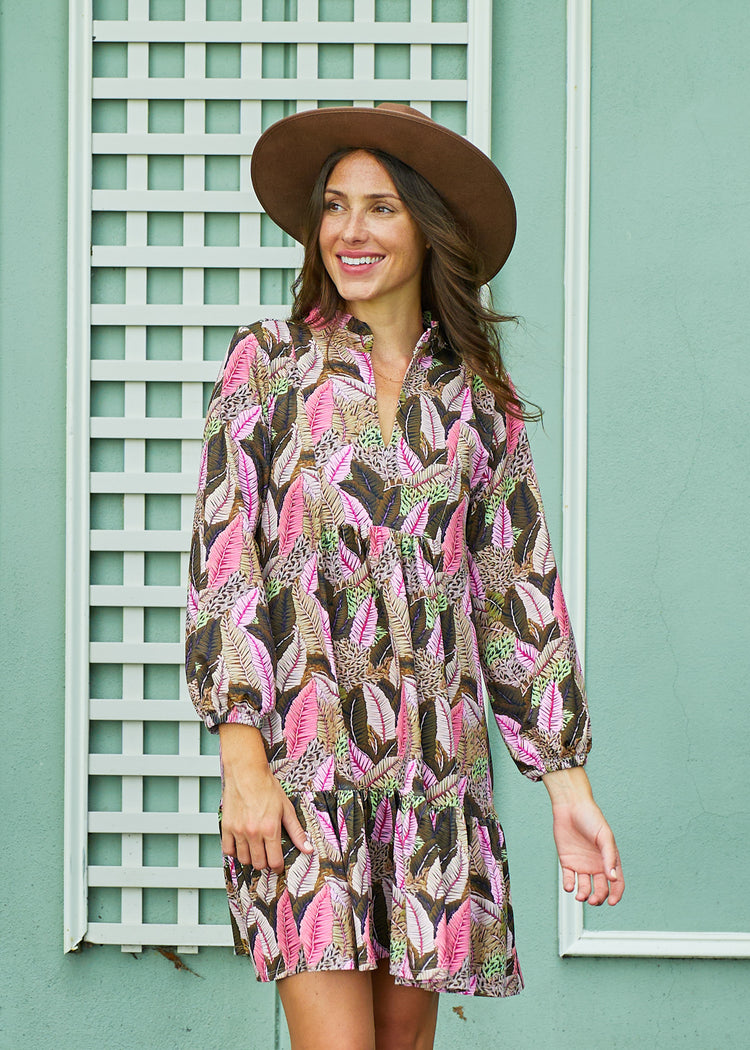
345;314;437;450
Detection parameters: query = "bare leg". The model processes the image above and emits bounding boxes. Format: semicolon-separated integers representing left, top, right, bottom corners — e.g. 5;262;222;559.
372;961;439;1050
277;969;377;1050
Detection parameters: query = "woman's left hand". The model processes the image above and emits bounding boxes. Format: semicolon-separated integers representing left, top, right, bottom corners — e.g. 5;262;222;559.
542;766;625;906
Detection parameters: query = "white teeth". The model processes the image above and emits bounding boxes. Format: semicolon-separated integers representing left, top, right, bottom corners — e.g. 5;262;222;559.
340;256;383;265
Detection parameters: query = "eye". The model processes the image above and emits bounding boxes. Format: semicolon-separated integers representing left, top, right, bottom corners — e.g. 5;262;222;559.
324;199;343;212
374;204;394;214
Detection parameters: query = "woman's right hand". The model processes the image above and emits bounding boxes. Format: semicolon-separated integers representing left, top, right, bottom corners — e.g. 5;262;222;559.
218;723;314;873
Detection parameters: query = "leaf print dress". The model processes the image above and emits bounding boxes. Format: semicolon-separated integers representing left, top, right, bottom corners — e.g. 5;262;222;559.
185;314;591;997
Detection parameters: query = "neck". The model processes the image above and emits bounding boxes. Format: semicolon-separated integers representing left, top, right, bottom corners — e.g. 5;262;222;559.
344;299;425;361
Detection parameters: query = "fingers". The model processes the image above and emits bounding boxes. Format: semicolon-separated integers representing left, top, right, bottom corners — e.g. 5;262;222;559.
575;872;592;902
283;798;314;855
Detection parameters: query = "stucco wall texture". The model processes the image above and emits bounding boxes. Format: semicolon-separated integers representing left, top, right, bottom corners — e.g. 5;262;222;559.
2;2;748;1048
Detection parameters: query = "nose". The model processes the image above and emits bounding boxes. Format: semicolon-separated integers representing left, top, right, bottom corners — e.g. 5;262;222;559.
340;208;367;244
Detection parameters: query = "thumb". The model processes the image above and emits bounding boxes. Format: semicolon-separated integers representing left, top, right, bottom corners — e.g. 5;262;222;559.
283;798;314;854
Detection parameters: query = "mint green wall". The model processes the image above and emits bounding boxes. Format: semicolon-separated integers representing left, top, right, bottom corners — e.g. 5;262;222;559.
1;2;747;1048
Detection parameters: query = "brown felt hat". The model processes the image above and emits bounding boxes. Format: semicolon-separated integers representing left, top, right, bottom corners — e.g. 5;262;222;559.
251;103;516;283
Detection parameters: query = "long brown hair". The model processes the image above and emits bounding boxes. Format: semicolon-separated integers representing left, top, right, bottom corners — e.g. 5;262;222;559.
289;147;540;422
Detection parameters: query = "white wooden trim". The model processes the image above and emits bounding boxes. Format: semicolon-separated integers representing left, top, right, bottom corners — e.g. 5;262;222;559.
64;0;93;954
559;0;749;959
560;929;750;960
466;0;492;153
93;20;469;45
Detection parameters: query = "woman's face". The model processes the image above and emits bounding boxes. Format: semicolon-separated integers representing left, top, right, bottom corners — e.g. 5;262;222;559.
318;150;427;319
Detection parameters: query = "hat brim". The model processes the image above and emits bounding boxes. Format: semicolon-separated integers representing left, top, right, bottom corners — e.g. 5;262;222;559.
250;106;516;284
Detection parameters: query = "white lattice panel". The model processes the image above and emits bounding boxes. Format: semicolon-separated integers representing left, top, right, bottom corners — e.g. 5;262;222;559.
65;0;492;952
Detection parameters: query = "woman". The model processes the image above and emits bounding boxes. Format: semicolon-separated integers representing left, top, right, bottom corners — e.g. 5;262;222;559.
186;104;623;1050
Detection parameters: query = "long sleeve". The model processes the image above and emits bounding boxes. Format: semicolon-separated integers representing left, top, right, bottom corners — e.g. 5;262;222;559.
465;396;591;780
185;324;278;733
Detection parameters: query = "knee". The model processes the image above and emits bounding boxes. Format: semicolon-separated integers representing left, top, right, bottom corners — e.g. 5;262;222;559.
374;1020;434;1050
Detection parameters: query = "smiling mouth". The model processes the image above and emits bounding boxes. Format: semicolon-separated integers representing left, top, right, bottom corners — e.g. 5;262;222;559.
338;255;385;266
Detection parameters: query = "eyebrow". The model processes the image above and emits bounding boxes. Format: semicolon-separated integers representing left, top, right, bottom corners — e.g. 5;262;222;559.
324;189;401;201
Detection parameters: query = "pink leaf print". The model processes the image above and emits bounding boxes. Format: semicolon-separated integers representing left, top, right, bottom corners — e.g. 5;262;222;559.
297;342;323;386
278;475;305;557
466;552;485;603
254;909;279;960
505;411;524;456
260;494;278;543
284;679;319;759
300;884;334;967
316;810;343;858
434;693;455;757
207;514;244;588
348;346;374;385
298;553;317;596
469;439;490;488
363;682;396;742
222;335;256;396
395;807;418;861
515;581;555;627
402;500;430;537
312;755;335;791
426;620;445;662
397;438;423;477
351;595;378;648
415;545;436;589
442;500;467;574
405;894;434;956
230;405;263;442
246;635;275;715
337;807;349;856
496;715;545;774
372;797;393;843
444;899;471;974
231;588;260;627
475;821;505;905
341;491;372;533
187;581;199;623
419;394;445;449
305;381;334;443
252;938;268;981
236;447;258;520
205;473;234;525
491;501;513;549
402;758;418;793
368;524;388;558
538;679;564;734
323;444;353;485
446;421;461;464
277;889;300;972
287;850;320;897
458;386;473;422
397;679;414;752
314;595;337;669
515;639;538;673
276;627;306;691
338;538;362;578
350;840;372;896
532;517;555;575
451;695;464;749
348;740;373;781
271;425;301;487
553;575;571;637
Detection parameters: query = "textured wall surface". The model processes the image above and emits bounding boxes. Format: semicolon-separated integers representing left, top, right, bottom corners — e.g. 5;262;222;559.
2;2;748;1048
